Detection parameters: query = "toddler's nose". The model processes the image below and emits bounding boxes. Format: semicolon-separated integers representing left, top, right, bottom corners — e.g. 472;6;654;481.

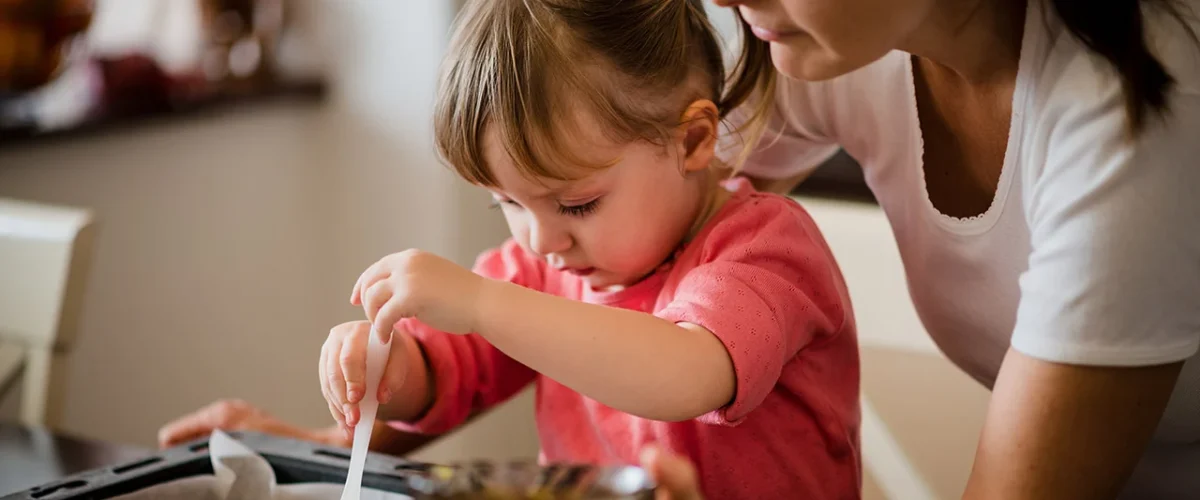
528;219;572;256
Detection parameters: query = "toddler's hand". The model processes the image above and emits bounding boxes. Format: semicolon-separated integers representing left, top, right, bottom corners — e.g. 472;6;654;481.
640;446;704;500
350;249;486;339
319;320;411;435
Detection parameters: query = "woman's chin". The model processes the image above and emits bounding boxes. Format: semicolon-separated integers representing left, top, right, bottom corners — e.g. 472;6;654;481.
770;44;870;82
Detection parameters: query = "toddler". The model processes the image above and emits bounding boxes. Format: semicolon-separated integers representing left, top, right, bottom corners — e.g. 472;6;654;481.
319;0;861;497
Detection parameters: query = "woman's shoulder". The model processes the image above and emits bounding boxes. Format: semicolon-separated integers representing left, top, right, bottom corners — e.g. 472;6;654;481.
1022;4;1200;171
1148;3;1200;95
1014;4;1200;231
1030;3;1200;119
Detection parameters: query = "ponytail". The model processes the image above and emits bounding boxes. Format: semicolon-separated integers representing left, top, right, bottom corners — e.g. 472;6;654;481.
719;12;777;170
1050;0;1195;134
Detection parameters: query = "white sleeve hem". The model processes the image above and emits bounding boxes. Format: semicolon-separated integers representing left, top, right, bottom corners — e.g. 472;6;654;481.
1011;336;1200;367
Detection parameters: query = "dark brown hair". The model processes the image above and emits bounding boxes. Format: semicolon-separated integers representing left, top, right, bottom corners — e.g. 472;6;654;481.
435;0;760;186
1050;0;1196;133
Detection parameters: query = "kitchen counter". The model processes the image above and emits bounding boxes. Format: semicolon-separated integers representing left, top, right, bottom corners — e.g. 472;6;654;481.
0;80;327;152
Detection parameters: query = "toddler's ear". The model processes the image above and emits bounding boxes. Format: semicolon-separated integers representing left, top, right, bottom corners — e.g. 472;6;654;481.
678;99;719;173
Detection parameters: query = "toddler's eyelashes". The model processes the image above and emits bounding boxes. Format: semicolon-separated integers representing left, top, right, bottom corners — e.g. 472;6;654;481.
557;198;601;217
487;197;600;217
490;198;520;210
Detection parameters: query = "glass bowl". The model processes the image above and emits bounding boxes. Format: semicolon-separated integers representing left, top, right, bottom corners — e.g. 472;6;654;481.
408;460;656;500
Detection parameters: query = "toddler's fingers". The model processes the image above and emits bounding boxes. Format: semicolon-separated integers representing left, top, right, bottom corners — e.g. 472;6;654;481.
326;361;355;429
375;321;395;344
319;352;345;430
327;337;348;407
318;342;329;403
322;358;347;429
339;323;370;405
326;394;346;428
350;264;373;306
362;278;394;324
352;258;388;305
640;446;702;500
373;297;414;344
319;337;340;405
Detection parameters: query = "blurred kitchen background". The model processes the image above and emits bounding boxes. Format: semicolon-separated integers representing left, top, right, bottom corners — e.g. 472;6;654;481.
0;2;990;499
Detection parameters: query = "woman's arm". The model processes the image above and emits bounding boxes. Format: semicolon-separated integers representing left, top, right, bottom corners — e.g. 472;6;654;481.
963;349;1182;499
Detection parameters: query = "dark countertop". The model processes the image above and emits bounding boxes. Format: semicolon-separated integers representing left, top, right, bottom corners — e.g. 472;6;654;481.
0;422;150;495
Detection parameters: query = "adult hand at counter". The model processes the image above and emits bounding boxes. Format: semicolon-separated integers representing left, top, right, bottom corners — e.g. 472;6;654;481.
159;398;448;457
158;399;348;450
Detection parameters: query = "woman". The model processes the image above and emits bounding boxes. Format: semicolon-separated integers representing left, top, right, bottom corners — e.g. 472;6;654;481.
164;0;1200;497
700;0;1199;498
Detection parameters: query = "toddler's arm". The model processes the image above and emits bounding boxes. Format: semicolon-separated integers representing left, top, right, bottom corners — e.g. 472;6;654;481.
469;205;847;424
474;284;735;422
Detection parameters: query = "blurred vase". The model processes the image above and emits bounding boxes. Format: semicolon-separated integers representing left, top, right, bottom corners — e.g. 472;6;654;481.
198;0;283;92
0;0;94;95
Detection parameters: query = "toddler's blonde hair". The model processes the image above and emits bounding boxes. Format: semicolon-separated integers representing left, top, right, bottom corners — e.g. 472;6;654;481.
434;0;775;186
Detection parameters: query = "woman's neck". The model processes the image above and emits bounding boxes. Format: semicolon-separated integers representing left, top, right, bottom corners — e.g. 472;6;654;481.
900;0;1028;86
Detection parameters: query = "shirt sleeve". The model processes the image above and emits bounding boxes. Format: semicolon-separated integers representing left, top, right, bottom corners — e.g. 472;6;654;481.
389;240;541;434
655;198;849;425
722;77;842;180
1011;52;1200;366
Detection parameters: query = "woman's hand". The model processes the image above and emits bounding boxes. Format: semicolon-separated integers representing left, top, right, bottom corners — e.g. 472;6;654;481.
351;249;487;339
157;399;347;449
319;320;433;436
640;446;704;500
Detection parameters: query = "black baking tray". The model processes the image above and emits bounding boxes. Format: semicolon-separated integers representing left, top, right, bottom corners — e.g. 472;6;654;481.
0;431;425;499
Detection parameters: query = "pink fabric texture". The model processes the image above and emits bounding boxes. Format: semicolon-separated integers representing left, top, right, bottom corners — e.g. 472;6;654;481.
391;180;861;498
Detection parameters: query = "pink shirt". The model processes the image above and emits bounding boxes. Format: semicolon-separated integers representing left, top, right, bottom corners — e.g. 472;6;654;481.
393;180;861;498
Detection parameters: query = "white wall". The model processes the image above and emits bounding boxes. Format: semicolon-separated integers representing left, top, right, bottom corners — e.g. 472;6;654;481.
0;0;533;458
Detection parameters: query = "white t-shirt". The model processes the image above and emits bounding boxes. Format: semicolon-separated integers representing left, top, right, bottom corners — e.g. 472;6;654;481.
738;1;1200;497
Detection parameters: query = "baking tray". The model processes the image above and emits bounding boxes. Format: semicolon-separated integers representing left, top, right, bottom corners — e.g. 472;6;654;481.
2;431;655;499
0;431;422;499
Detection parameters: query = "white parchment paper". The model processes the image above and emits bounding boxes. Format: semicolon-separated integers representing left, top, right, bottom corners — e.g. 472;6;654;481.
109;430;411;500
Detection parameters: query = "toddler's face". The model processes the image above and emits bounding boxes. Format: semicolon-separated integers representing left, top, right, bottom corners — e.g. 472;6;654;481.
482;122;710;290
